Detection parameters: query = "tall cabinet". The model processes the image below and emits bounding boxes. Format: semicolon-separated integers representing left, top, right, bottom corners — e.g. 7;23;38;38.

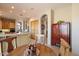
51;23;60;46
51;22;71;48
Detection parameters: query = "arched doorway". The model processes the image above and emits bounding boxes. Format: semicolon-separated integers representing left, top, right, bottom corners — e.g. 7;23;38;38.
41;14;48;45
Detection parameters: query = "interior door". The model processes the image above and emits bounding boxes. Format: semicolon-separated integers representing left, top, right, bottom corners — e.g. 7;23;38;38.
31;20;38;34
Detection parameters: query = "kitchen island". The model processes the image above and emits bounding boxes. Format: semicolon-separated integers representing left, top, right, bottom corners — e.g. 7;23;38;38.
0;32;29;38
0;32;31;56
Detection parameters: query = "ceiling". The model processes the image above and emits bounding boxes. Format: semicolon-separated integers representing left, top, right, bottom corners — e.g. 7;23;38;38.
0;3;72;20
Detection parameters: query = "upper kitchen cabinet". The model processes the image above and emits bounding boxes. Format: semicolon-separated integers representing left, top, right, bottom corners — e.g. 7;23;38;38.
0;19;2;29
2;19;10;29
9;20;15;29
0;17;15;29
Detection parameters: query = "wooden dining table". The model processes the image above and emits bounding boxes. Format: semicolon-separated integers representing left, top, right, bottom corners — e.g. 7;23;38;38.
8;44;56;56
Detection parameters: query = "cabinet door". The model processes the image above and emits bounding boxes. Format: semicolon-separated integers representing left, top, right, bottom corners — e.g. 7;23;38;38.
10;21;15;28
5;20;10;29
59;22;71;46
2;20;5;29
2;20;10;29
51;24;60;45
0;20;2;29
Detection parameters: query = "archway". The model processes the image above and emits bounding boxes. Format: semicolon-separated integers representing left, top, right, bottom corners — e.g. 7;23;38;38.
41;14;48;45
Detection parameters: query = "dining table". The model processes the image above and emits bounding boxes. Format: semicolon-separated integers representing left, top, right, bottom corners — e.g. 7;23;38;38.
8;43;57;56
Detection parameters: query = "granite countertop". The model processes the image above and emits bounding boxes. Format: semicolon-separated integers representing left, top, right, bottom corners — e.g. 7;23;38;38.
0;32;28;38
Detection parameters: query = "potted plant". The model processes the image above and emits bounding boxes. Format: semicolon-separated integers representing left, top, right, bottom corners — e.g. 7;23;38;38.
57;20;64;24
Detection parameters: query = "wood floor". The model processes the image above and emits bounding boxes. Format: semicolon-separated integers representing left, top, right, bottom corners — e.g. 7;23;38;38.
8;44;57;56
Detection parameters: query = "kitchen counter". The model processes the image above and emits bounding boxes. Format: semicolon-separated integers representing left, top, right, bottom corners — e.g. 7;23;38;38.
0;32;29;38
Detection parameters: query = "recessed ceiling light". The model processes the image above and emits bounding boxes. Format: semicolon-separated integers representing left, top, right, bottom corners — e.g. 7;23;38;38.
11;6;14;9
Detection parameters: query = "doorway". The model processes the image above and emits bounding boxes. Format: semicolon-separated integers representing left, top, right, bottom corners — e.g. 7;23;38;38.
31;20;38;34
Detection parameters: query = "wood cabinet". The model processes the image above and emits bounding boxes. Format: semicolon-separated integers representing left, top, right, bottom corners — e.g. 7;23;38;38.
51;24;60;45
9;21;15;28
0;20;2;29
2;20;10;29
0;17;15;29
59;22;71;47
51;22;71;49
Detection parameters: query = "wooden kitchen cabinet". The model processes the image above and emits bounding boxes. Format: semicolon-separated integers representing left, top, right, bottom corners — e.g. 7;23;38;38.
0;17;15;29
9;21;15;28
0;20;2;29
2;20;10;29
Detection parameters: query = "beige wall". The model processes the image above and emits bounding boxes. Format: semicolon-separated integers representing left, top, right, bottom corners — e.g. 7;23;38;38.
54;5;72;23
72;4;79;55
